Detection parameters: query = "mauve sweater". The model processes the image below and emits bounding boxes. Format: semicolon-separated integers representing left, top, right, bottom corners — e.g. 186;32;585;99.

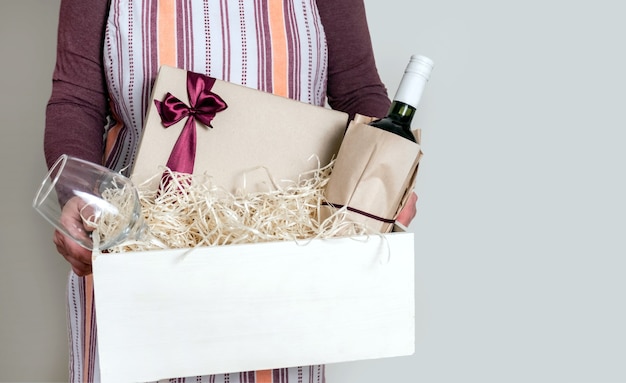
44;0;390;170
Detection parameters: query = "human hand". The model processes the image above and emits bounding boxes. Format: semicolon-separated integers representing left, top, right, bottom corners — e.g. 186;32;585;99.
396;191;418;227
53;197;94;276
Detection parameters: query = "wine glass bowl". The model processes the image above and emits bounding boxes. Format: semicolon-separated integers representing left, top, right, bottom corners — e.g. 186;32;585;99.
33;155;146;251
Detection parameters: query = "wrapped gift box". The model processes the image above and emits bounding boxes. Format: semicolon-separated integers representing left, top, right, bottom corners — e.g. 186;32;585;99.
131;65;349;192
92;66;417;382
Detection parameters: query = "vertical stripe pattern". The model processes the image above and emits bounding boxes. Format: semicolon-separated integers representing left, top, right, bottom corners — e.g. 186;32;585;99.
70;0;329;381
267;0;287;97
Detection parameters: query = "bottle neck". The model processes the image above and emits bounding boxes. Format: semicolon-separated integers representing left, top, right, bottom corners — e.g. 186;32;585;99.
386;100;416;126
393;55;432;111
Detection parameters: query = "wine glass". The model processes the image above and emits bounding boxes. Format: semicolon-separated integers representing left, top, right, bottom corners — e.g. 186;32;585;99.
33;154;148;251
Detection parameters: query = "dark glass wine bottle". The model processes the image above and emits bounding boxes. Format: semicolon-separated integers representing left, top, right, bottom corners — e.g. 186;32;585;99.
369;54;434;142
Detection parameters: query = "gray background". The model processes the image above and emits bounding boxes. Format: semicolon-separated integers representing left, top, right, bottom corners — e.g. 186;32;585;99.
1;1;625;382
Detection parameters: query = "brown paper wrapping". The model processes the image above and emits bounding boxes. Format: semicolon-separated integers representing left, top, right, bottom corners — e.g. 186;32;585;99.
321;114;422;233
131;66;349;193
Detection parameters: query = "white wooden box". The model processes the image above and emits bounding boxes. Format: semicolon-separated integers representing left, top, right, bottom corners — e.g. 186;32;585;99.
92;229;415;382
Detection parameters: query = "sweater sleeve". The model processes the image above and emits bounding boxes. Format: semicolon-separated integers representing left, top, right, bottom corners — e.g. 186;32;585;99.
44;0;110;169
316;0;391;120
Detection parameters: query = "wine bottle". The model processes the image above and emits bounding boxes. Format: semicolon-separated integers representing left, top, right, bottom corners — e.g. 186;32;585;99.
369;54;434;142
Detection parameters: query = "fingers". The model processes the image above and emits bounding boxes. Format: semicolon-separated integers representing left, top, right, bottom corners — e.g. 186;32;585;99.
60;197;95;246
396;192;418;227
55;196;94;275
53;230;93;276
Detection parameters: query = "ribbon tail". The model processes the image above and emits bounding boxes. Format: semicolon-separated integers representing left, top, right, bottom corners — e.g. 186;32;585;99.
165;117;197;175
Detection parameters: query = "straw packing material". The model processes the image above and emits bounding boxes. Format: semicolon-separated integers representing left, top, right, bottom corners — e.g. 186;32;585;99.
101;160;369;253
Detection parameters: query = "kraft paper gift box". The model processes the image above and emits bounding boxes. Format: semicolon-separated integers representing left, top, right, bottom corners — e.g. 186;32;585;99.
130;65;349;192
91;66;417;382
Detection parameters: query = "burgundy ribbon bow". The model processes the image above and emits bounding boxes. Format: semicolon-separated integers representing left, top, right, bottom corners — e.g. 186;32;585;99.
155;71;228;175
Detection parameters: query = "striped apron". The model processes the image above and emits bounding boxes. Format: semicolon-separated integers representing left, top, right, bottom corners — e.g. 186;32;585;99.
68;1;329;381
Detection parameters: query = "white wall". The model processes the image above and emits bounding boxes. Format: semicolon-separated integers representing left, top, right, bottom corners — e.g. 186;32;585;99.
0;1;70;382
1;1;625;382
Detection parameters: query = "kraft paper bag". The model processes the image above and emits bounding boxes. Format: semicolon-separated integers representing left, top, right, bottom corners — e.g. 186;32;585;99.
131;66;349;193
321;114;422;233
